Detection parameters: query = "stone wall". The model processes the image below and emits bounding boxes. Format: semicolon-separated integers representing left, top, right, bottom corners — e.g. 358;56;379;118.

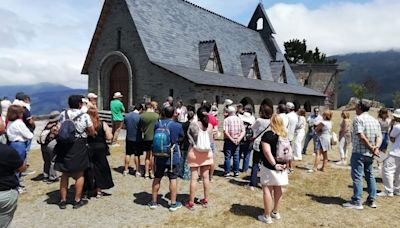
291;64;341;109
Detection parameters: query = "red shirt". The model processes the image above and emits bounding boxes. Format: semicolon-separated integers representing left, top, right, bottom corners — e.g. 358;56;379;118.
208;114;218;128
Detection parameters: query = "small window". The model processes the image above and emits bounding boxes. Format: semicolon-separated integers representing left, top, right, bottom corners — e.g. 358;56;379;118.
304;78;309;86
169;89;174;97
117;28;122;50
248;58;261;79
204;46;223;73
215;95;220;104
256;18;263;30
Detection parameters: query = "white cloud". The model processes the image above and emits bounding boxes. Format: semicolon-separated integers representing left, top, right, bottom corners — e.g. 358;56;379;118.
267;0;400;55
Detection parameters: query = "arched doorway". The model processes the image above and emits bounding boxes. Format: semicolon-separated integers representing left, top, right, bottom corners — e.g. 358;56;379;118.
240;97;255;114
110;62;129;110
261;98;273;110
98;51;133;110
278;99;287;105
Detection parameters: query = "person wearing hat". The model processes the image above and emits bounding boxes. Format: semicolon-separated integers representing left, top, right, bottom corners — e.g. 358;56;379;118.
286;102;298;172
223;105;245;177
239;110;256;173
87;93;98;109
223;99;233;118
38;111;61;183
378;109;400;197
343;99;382;210
110;92;125;146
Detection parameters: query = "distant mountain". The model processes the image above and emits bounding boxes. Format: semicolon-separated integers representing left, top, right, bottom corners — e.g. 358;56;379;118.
0;83;87;115
333;51;400;107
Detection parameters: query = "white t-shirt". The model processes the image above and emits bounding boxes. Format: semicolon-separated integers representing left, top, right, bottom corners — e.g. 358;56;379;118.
389;124;400;157
279;113;289;131
287;111;298;141
7;119;34;142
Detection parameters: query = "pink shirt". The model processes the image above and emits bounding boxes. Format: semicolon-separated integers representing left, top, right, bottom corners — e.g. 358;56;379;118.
223;115;244;139
208;114;218;128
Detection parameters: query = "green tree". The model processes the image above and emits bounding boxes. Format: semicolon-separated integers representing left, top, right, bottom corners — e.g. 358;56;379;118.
348;83;366;99
393;91;400;109
284;39;337;64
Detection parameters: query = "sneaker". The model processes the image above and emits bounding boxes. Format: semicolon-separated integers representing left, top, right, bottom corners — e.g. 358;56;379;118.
247;185;255;191
135;172;142;177
123;170;129;176
185;201;195;211
58;201;67;210
96;192;103;199
342;201;363;210
224;173;231;178
198;177;203;183
46;178;59;184
144;174;149;179
169;201;182;212
364;201;377;208
200;198;208;208
17;186;27;194
209;177;213;183
335;161;344;165
233;173;239;177
271;211;281;220
377;191;394;197
72;200;88;209
257;215;273;224
148;201;159;209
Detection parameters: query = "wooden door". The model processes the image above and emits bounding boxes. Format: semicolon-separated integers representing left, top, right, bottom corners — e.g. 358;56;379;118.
110;62;129;110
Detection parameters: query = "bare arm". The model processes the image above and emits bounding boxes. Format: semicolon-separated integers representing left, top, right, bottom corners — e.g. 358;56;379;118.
0;118;5;135
314;122;324;133
17;163;27;173
86;125;96;137
261;142;285;171
103;122;113;141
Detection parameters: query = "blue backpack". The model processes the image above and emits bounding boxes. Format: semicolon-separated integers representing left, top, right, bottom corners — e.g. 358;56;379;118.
57;110;84;144
152;120;172;157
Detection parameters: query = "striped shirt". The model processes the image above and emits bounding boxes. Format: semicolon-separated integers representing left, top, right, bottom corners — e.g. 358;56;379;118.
223;115;244;139
352;112;382;157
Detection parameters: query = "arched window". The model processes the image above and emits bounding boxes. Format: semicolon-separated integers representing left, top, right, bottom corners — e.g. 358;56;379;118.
256;18;264;30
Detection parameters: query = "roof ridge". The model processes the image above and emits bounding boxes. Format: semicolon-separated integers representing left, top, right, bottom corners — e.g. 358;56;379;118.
182;0;249;29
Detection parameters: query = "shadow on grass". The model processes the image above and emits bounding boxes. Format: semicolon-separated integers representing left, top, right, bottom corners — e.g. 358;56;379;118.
228;178;249;187
133;192;169;208
165;192;190;203
306;193;347;205
31;173;45;181
230;204;263;218
112;166;125;174
44;186;76;205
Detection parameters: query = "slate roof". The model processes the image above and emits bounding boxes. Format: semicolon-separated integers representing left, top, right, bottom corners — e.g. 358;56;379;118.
82;0;325;97
154;62;324;97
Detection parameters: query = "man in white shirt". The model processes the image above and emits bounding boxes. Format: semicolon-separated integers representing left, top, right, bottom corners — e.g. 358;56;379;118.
277;104;289;130
302;107;323;155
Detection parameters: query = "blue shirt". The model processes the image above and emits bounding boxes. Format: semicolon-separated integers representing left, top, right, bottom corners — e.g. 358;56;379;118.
124;112;141;142
154;119;184;165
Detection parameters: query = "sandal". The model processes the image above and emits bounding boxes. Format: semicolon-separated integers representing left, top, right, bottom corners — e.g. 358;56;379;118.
96;192;103;198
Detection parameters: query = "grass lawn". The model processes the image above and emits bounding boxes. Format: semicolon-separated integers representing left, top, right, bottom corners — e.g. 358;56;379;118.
13;110;400;227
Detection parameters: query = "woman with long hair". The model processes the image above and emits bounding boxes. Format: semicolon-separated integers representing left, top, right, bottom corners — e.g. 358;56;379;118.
179;110;195;180
257;114;289;224
378;108;391;154
337;111;351;165
6;104;33;193
308;110;333;173
85;107;114;198
185;108;214;210
248;104;273;190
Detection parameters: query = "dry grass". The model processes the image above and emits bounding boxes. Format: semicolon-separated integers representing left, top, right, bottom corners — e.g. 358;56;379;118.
13;110;400;227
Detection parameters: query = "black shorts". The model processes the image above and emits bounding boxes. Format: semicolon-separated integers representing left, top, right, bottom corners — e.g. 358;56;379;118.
141;140;153;152
125;140;143;156
154;163;179;180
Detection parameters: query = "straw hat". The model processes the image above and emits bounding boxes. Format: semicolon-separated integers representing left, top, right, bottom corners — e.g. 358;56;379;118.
393;109;400;118
49;111;61;122
87;93;98;99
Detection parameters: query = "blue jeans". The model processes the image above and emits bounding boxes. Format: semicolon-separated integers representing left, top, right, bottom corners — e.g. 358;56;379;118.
224;139;240;174
9;141;28;187
239;144;251;172
302;130;316;154
350;152;377;204
250;150;262;187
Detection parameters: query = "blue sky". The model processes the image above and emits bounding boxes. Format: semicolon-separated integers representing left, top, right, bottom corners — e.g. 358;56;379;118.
0;0;398;88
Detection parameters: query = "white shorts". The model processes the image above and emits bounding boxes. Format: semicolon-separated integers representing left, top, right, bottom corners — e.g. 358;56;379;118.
260;165;288;186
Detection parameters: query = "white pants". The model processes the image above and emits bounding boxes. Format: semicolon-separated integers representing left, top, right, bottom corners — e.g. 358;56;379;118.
338;137;347;159
382;155;400;194
293;129;305;160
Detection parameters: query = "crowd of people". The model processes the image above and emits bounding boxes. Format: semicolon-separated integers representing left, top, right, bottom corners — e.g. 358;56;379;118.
1;92;400;226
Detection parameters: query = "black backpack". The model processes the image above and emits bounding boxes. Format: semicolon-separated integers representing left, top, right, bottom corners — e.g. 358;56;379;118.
242;122;254;143
56;110;84;144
